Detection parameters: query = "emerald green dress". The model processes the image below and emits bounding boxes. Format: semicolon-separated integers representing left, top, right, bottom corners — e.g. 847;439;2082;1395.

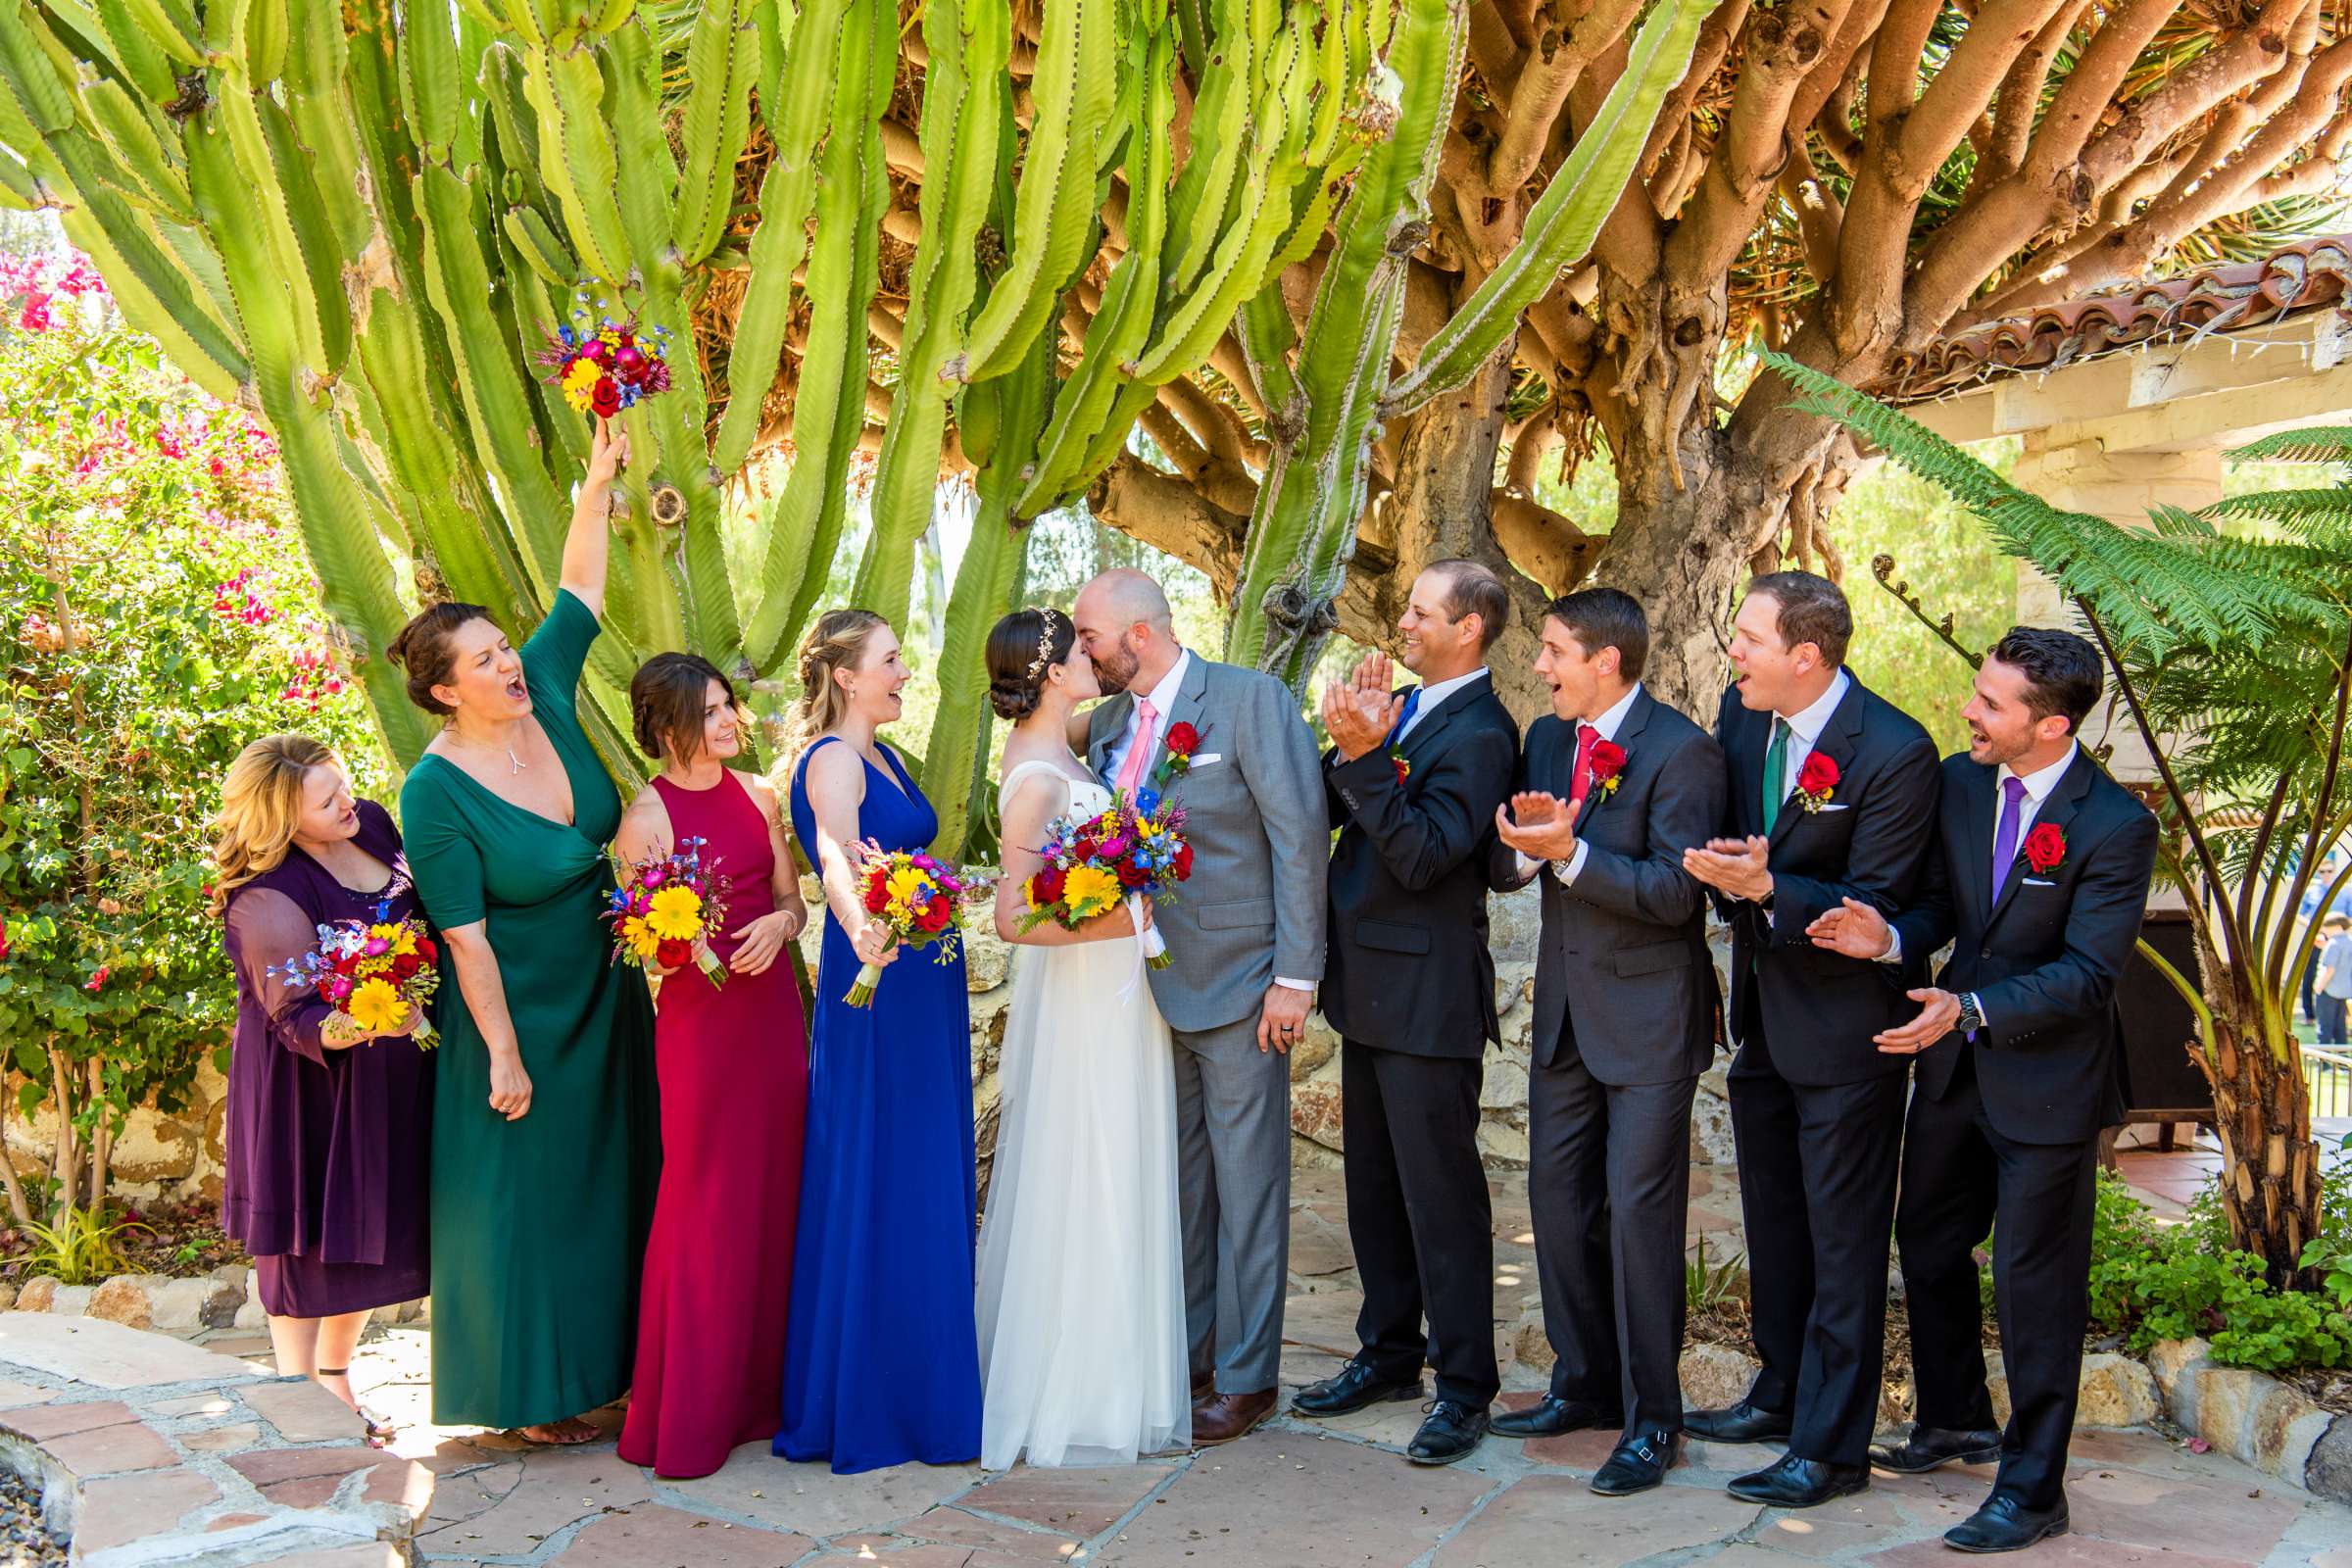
400;589;660;1430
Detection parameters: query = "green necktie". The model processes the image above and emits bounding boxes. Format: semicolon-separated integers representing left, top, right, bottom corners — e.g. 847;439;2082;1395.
1761;716;1791;834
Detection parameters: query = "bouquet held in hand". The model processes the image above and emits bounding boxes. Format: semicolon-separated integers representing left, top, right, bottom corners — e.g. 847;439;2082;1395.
1020;789;1193;967
270;869;439;1047
538;289;675;421
851;850;966;1006
608;838;733;989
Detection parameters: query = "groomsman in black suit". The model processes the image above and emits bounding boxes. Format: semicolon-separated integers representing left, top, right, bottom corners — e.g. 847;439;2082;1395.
1807;627;2158;1552
1485;590;1727;1495
1680;570;1940;1508
1293;560;1520;1465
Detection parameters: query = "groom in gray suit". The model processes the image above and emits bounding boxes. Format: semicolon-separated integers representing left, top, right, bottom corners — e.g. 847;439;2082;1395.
1072;569;1329;1446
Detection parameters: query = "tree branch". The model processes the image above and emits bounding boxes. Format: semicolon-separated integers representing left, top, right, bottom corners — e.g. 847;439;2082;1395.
1087;452;1247;593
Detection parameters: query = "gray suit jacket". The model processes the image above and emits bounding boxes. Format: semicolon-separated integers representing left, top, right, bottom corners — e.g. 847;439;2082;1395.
1489;690;1727;1085
1086;652;1329;1035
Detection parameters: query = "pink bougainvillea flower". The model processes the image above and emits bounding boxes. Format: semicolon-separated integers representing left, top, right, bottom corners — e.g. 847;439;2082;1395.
83;965;109;992
16;292;51;332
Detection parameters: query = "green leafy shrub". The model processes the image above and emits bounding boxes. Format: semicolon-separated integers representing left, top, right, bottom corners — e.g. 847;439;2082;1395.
2085;1171;2352;1372
0;253;387;1225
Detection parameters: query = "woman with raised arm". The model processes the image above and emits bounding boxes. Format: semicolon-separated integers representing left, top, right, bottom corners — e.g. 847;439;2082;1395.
774;610;981;1474
214;735;432;1442
392;420;660;1446
612;653;808;1479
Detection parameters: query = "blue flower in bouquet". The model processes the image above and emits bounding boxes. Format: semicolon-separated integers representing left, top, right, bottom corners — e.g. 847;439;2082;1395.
1134;787;1161;815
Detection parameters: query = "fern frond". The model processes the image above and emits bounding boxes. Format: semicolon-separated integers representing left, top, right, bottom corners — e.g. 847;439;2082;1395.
2228;427;2352;465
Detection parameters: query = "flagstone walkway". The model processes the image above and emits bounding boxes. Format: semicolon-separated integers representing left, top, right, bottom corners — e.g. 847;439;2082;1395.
159;1158;2338;1568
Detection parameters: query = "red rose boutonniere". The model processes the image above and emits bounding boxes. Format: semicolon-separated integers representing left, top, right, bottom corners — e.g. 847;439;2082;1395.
1588;740;1627;799
1795;752;1839;812
1152;720;1205;789
1389;748;1411;785
2022;822;2067;875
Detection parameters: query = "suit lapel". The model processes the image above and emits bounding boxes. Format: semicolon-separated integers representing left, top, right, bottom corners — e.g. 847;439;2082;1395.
1579;687;1655;819
1728;704;1766;837
1768;675;1865;853
1398;673;1493;770
1985;751;2095;932
1088;691;1134;781
1954;761;1996;930
1148;653;1212;782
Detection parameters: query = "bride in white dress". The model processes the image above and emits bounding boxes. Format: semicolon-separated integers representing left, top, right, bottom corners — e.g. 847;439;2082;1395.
975;607;1191;1470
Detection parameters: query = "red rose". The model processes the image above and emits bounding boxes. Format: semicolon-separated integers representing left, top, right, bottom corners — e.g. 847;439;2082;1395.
391;954;420;981
2022;822;2067;874
657;938;693;969
1588;739;1627;783
1392;757;1409;786
1031;866;1066;906
861;880;890;914
1164;722;1200;755
1172;842;1194;879
1116;859;1150;888
1071;837;1100;864
416;938;438;962
590;375;622;418
917;896;953;933
1796;752;1839;797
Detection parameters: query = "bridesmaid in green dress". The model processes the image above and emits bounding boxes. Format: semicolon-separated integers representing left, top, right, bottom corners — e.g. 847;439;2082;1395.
392;420;660;1444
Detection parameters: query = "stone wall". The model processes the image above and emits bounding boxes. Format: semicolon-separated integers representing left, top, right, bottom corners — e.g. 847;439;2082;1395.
72;881;1741;1205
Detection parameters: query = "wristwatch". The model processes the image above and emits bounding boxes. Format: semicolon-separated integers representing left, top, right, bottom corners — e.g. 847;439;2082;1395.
1955;993;1984;1036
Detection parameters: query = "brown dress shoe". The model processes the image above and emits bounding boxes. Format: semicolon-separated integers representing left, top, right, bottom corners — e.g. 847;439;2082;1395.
1191;1369;1213;1399
1192;1388;1277;1446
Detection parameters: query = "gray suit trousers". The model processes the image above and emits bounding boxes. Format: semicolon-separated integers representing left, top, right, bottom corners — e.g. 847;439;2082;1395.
1170;1012;1292;1393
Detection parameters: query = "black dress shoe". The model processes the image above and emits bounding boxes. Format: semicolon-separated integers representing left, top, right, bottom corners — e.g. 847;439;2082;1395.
1405;1399;1489;1465
1292;1359;1424;1417
1681;1396;1793;1445
1491;1395;1625;1439
1870;1424;2003;1474
1726;1452;1870;1507
1591;1429;1679;1495
1944;1494;2069;1553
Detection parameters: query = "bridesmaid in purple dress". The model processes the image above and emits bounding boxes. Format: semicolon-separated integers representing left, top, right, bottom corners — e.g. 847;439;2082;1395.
214;735;433;1435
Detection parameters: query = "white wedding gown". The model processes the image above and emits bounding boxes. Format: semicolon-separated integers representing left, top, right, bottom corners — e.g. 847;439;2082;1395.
976;760;1192;1470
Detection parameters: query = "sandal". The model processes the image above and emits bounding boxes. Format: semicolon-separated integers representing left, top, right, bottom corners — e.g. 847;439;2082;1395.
505;1416;599;1446
314;1368;397;1446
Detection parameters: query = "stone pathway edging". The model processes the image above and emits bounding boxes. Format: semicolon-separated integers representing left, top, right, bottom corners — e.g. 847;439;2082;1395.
2148;1337;2352;1503
0;1312;428;1566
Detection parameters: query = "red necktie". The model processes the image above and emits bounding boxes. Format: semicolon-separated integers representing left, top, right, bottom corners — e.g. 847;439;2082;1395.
1569;724;1599;805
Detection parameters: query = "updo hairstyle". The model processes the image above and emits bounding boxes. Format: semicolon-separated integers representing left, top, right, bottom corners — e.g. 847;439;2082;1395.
630;651;743;762
985;608;1076;722
386;601;497;715
785;609;890;756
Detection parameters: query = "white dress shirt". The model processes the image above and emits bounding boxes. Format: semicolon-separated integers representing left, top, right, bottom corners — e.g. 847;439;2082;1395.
1881;742;2080;1029
1106;648;1312;996
1769;667;1852;809
1395;666;1490;744
1102;648;1194;790
1516;681;1643;886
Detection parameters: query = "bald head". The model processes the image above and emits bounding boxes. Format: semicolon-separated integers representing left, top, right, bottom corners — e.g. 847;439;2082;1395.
1073;568;1181;696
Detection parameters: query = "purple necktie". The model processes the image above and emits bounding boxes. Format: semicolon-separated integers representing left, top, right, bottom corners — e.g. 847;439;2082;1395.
1990;774;2028;905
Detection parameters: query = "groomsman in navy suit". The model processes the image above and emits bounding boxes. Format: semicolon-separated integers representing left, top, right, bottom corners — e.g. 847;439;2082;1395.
1680;570;1941;1508
1807;626;2158;1552
1487;589;1727;1495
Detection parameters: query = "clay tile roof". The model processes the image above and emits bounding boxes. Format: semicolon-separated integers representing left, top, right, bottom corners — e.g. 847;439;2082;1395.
1876;233;2352;403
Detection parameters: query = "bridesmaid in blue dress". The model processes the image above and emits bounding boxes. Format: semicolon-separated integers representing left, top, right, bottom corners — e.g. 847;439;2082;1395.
777;609;981;1473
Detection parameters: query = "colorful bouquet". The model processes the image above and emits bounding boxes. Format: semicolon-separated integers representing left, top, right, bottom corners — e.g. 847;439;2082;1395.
270;899;439;1049
850;850;966;1006
1019;790;1193;967
607;838;733;989
538;292;674;420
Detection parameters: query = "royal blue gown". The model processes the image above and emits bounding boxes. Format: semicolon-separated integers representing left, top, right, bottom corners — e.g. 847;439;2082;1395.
778;736;981;1473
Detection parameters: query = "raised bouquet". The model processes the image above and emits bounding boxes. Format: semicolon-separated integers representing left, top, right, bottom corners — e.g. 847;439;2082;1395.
539;291;674;420
850;850;966;1006
270;877;439;1048
1019;789;1193;967
608;838;733;989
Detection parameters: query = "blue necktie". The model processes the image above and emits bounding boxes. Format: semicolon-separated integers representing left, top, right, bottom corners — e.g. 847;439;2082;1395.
1383;685;1421;749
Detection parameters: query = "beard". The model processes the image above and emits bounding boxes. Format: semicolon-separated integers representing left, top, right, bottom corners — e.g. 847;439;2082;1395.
1092;641;1142;696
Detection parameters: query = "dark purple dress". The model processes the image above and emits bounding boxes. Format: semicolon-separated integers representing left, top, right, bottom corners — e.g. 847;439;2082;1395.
220;799;433;1318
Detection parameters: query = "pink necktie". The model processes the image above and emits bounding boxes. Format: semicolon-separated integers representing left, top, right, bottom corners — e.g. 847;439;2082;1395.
1116;697;1159;795
1568;724;1599;805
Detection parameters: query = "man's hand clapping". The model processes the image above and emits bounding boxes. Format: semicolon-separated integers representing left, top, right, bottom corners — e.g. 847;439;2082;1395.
1682;836;1773;903
1804;897;1896;960
1320;653;1400;762
1494;792;1584;862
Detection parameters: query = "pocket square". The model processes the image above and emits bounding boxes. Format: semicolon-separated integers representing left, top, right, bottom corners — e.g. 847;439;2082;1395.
1809;802;1851;813
2023;876;2056;887
1190;752;1225;765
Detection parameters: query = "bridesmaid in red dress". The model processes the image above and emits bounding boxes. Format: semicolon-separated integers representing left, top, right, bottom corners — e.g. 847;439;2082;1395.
613;653;810;1478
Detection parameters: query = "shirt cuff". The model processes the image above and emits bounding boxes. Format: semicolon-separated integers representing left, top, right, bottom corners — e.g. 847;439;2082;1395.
1969;992;1987;1032
1274;976;1315;993
1880;928;1904;965
1553;842;1591;886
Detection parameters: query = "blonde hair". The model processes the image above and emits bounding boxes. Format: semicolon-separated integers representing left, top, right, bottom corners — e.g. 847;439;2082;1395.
783;609;891;764
210;734;340;912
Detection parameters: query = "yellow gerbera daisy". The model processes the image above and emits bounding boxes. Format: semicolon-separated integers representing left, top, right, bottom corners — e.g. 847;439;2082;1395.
886;864;930;905
1060;864;1122;919
346;978;408;1035
561;357;602;413
644;884;705;941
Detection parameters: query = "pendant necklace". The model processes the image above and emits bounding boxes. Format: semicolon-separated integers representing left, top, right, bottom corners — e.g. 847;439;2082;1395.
506;746;526;775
